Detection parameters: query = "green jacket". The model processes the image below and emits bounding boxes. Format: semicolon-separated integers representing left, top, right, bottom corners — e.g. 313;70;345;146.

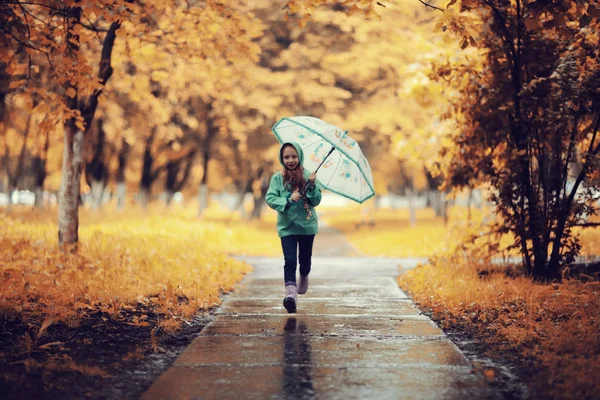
266;142;322;237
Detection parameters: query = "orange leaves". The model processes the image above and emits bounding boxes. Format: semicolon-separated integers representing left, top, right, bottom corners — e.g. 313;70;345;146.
285;0;383;24
3;0;263;119
9;79;27;90
0;208;261;335
399;240;600;398
434;5;481;49
523;16;540;32
287;1;302;13
37;317;54;341
65;87;77;98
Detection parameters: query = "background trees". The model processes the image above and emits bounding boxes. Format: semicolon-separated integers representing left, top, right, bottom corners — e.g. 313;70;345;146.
2;0;599;279
1;0;263;248
433;0;600;279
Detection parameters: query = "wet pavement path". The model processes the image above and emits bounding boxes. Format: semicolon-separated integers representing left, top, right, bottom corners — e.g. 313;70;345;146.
143;224;502;399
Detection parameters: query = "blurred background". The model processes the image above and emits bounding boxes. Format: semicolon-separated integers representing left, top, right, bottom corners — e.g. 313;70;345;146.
2;0;598;261
0;1;471;222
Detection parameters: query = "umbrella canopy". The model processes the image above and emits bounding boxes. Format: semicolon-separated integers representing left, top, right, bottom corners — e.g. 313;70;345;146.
271;116;375;204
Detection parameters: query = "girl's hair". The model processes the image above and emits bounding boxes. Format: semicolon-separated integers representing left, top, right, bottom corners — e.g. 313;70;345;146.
281;144;305;191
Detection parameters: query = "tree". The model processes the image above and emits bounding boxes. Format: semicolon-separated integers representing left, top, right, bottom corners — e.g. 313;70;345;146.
2;0;263;248
437;1;600;279
279;0;468;219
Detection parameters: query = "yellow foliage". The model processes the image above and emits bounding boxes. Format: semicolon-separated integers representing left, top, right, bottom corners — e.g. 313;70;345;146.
0;207;284;332
399;255;600;399
326;205;600;259
325;207;450;257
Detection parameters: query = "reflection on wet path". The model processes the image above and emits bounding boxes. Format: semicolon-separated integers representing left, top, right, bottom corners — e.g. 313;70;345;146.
282;317;315;399
143;258;506;400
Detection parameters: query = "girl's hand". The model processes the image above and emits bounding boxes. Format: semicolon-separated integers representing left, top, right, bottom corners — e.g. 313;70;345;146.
308;172;316;182
290;191;301;202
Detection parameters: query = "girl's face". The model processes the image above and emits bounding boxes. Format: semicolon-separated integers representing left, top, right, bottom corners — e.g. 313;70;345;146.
282;146;299;170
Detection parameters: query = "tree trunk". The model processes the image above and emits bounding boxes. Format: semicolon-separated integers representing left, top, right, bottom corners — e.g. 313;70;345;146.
58;128;84;250
90;179;105;209
197;184;209;217
116;182;127;209
164;190;175;206
428;189;448;223
235;177;254;219
34;186;44;208
546;116;600;280
197;150;211;217
139;187;150;209
164;150;195;207
116;138;130;210
429;190;440;216
86;118;109;210
250;192;266;220
248;168;268;220
441;192;448;225
1;145;8;204
407;187;417;227
31;118;50;208
57;11;120;249
6;112;33;207
7;183;15;208
0;60;8;205
0;60;9;138
236;190;248;218
164;160;179;207
196;107;218;216
139;127;158;209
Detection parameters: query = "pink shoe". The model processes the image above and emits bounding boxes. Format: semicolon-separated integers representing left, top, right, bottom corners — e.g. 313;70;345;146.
297;275;309;295
283;284;297;313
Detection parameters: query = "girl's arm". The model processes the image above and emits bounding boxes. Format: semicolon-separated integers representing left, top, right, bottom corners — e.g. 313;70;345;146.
266;174;291;212
305;181;322;207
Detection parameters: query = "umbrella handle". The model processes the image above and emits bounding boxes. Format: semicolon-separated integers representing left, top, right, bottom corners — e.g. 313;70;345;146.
300;146;336;195
314;146;336;174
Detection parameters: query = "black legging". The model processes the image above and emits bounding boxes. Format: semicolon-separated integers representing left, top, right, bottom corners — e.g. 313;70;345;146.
280;234;315;284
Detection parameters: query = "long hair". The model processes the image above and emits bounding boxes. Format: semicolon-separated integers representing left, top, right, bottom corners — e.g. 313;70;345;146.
281;145;306;191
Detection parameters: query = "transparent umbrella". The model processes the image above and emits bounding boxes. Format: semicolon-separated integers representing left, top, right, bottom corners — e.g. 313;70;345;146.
271;116;375;204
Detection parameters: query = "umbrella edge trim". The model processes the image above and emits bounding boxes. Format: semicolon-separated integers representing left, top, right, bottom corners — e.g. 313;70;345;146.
272;117;377;199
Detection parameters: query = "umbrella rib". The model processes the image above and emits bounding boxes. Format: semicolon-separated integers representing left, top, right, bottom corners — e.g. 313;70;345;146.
325;155;343;188
302;136;324;150
359;172;363;202
273;117;377;203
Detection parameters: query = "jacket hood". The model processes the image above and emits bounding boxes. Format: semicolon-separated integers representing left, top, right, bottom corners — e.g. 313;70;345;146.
279;142;304;169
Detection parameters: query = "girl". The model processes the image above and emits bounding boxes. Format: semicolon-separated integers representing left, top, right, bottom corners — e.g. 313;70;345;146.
266;142;322;313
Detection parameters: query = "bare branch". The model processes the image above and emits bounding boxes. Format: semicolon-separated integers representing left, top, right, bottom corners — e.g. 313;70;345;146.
565;112;600;208
0;26;48;54
16;2;32;40
82;20;121;128
17;5;48;25
45;52;56;73
80;22;111;33
5;1;64;14
573;222;600;228
482;0;516;63
417;0;444;12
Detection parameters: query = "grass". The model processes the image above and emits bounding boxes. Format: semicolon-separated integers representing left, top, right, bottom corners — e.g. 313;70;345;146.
2;200;599;399
324;205;600;259
399;254;600;399
0;202;286;390
0;203;282;332
323;207;450;257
